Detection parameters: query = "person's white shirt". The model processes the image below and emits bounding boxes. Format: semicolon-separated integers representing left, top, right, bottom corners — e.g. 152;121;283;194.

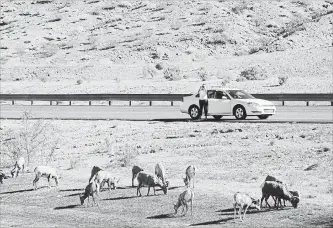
199;89;208;100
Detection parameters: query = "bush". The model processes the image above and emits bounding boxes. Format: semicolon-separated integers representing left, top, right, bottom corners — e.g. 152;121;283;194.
197;67;209;81
142;64;157;79
278;75;288;86
163;66;181;81
77;79;84;85
206;34;227;45
69;158;79;169
239;66;268;80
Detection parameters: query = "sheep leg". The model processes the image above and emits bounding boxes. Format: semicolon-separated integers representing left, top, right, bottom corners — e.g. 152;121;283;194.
191;198;193;216
265;195;271;208
153;186;156;195
87;195;90;207
47;175;51;188
132;174;135;187
233;203;237;219
238;205;243;220
243;205;250;220
33;174;40;190
260;195;265;208
147;186;151;196
137;184;142;197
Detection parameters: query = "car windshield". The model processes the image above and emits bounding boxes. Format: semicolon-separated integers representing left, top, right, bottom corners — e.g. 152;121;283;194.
226;90;255;99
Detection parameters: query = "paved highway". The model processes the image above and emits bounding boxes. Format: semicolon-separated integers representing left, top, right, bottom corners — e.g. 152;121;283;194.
0;105;332;123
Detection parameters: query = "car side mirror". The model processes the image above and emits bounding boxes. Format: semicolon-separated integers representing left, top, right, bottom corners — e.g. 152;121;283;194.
222;96;228;100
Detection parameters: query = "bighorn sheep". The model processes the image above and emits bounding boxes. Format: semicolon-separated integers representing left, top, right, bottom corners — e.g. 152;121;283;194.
88;166;102;183
92;170;119;195
136;171;167;196
155;163;169;187
233;192;261;220
11;157;25;178
263;175;299;207
183;165;196;188
261;181;299;209
132;165;144;187
33;166;58;190
174;188;194;216
80;181;99;207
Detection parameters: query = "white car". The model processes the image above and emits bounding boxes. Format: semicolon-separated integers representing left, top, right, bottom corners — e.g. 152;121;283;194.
180;88;276;120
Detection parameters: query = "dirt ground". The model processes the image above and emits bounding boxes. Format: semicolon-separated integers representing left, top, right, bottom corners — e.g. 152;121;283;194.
0;120;332;227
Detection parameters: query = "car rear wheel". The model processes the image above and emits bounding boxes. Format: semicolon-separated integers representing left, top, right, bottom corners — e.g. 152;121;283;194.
213;115;222;120
234;106;247;120
189;105;200;120
258;115;269;119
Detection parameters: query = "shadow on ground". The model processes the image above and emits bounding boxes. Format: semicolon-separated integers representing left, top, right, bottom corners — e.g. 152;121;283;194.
216;207;291;216
54;204;79;210
104;196;137;201
0;188;34;195
190;218;234;226
146;213;175;219
59;188;84;192
64;193;82;197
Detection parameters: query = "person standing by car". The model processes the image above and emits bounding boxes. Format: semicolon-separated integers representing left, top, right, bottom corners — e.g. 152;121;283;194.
198;84;208;119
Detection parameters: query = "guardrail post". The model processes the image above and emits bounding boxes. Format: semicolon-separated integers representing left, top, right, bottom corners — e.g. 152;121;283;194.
282;101;285;106
171;101;173;106
12;101;14;105
69;101;71;106
149;101;152;106
129;101;132;106
306;101;309;106
331;101;333;106
50;101;52;105
109;101;111;106
31;101;33;105
89;101;92;106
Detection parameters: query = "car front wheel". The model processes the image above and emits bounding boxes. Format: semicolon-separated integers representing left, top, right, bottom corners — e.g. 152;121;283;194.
189;105;200;120
258;115;269;119
234;106;247;120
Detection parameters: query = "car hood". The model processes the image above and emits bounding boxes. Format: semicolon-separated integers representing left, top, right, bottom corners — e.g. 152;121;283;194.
240;99;274;106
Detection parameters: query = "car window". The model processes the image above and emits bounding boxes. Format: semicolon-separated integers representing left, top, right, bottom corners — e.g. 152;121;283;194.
215;91;229;99
227;90;254;99
207;90;215;99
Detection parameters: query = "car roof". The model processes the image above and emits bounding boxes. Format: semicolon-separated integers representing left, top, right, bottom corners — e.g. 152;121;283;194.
209;87;240;91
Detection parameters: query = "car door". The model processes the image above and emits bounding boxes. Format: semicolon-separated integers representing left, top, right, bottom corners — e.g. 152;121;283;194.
208;91;232;115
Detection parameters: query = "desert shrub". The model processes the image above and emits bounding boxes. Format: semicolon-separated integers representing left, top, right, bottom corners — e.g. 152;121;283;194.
39;75;48;82
253;17;264;27
163;66;181;81
278;75;288;86
249;47;260;54
291;0;311;7
155;62;166;70
239;66;268;80
197;67;209;81
142;64;158;79
206;34;227;45
231;0;249;14
212;22;227;33
77;79;84;85
117;1;132;8
0;112;60;167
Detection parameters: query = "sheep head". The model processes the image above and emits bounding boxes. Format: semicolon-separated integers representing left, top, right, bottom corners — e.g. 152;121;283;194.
252;198;261;210
290;196;299;208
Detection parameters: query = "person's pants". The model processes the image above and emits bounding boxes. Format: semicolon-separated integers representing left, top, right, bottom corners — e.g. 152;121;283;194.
199;99;208;117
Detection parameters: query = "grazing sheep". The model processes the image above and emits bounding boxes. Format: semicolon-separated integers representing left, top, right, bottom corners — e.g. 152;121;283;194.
264;175;284;206
79;181;99;207
233;192;261;220
183;165;196;188
88;166;102;183
33;166;58;190
136;171;167;197
93;170;119;194
132;165;144;187
174;188;194;216
11;157;25;178
260;181;299;209
277;190;300;208
155;163;169;188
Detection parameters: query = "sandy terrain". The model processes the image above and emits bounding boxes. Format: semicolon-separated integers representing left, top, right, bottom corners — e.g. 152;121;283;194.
0;120;332;227
1;0;332;94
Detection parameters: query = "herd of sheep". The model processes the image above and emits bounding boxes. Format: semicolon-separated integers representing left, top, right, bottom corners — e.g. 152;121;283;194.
1;157;300;220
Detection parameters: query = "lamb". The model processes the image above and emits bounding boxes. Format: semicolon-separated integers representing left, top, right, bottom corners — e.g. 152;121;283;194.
92;170;119;194
136;171;167;197
260;181;299;209
88;166;102;183
33;166;58;190
155;163;169;187
132;165;144;187
79;181;99;207
233;192;261;220
174;188;194;216
183;165;196;188
11;157;25;178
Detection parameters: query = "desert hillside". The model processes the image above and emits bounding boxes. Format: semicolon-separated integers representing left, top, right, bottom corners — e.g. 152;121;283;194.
0;0;332;94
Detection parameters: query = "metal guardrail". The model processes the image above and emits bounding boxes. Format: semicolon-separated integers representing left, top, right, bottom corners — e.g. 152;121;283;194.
0;93;332;106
